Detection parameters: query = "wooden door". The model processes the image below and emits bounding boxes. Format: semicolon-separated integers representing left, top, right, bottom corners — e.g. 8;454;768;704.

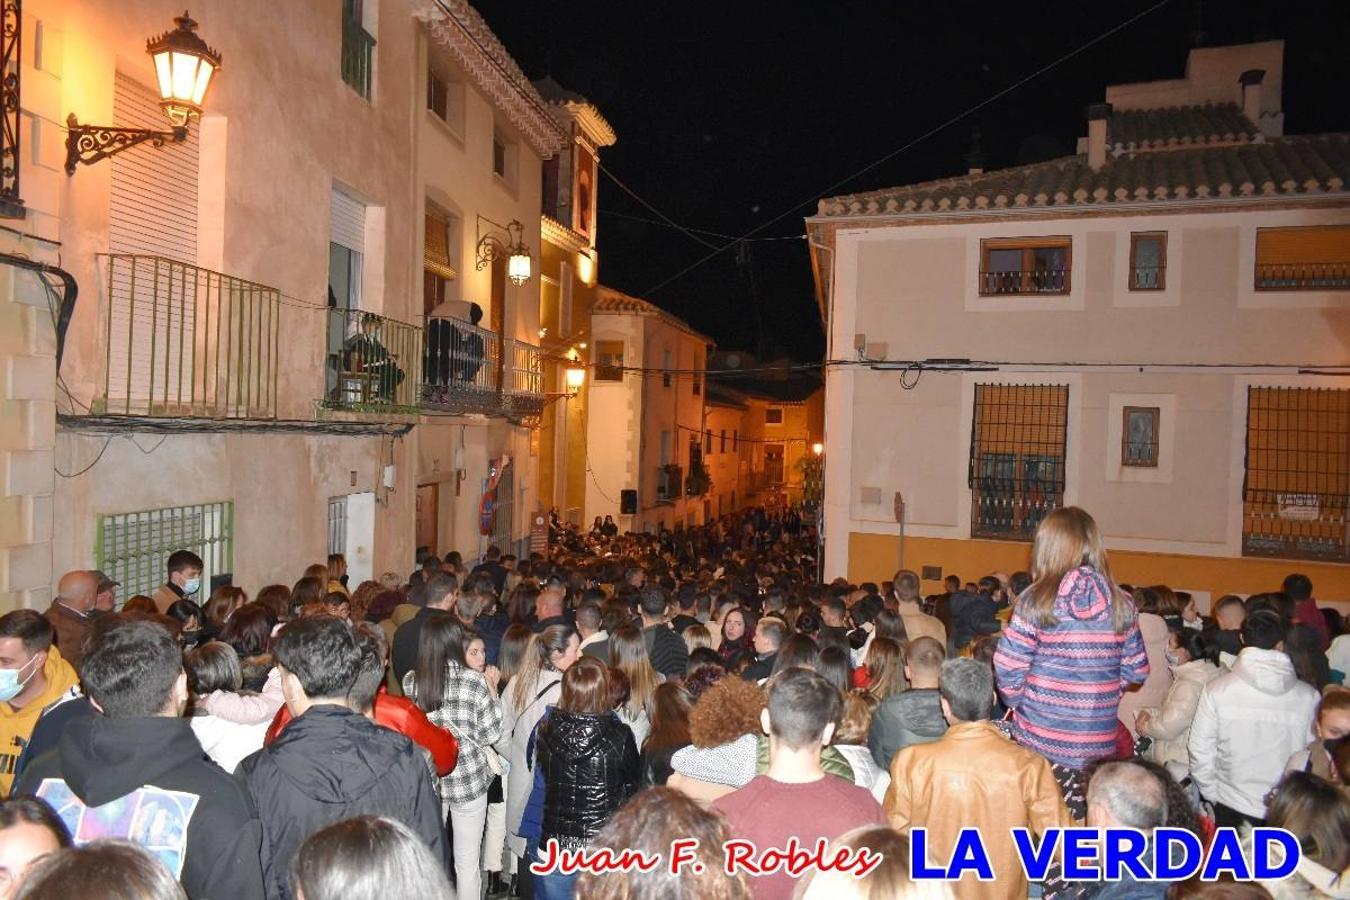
416;483;439;555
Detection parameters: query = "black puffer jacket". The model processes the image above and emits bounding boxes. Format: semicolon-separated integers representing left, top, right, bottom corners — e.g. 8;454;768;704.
536;709;639;848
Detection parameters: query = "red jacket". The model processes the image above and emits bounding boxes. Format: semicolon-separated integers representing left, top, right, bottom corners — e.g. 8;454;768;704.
267;688;458;777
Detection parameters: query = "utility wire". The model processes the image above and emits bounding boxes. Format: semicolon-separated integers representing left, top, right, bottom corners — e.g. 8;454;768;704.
603;209;806;243
635;0;1175;299
598;164;723;251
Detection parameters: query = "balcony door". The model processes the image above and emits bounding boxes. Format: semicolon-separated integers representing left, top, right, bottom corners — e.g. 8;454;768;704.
327;188;365;400
765;444;785;484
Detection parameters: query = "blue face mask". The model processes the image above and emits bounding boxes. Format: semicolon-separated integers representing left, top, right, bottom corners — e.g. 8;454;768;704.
0;655;40;703
183;577;202;596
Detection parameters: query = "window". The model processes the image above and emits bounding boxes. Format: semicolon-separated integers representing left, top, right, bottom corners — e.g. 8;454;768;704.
1255;226;1350;290
979;237;1071;295
720;430;727;453
733;430;739;451
97;502;233;602
968;383;1069;540
595;341;624;381
492;135;506;177
340;0;375;100
659;430;671;467
423;206;456;315
693;376;701;396
541;156;561;222
1121;406;1160;467
663;349;672;388
765;407;783;425
1129;232;1167;291
705;430;713;454
427;69;447;120
1241;387;1349;563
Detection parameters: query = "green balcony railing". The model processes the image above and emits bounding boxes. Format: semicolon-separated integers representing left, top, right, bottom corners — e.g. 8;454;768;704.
97;255;280;419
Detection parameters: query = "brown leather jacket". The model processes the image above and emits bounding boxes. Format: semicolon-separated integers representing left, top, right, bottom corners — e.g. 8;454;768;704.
884;720;1073;900
43;601;92;672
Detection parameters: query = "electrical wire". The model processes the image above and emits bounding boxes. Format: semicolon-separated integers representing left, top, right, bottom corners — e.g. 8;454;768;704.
633;0;1176;299
603;209;807;243
55;434;113;478
598;165;723;251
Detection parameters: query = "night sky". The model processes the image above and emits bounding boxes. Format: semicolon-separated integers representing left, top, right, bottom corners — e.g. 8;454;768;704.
481;0;1350;363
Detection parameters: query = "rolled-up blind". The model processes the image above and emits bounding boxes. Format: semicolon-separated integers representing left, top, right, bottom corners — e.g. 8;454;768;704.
424;211;456;280
331;188;365;252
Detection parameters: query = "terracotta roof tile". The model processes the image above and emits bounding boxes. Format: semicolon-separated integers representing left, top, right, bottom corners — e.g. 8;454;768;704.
1108;103;1258;151
816;133;1350;218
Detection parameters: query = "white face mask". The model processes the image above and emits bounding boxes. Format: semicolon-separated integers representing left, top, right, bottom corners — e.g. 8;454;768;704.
0;655;40;703
1164;649;1181;667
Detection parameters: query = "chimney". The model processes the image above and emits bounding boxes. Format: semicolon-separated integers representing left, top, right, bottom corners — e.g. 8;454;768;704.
964;127;986;176
1086;102;1112;172
1239;69;1265;128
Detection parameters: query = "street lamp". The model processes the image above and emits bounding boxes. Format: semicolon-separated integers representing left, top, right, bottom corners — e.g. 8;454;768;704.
476;215;533;285
66;12;221;174
812;442;824;456
564;364;585;397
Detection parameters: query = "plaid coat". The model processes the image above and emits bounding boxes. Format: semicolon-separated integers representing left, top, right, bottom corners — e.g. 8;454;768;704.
403;662;503;804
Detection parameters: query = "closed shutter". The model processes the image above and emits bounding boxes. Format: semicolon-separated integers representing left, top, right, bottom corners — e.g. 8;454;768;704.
109;73;198;261
331;188;365;252
107;73;199;407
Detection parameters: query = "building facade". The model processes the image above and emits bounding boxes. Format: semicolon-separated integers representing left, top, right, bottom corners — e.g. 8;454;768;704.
585;287;713;533
807;41;1350;610
0;0;555;610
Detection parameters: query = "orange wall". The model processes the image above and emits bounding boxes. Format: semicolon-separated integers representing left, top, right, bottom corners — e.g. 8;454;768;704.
846;532;1350;611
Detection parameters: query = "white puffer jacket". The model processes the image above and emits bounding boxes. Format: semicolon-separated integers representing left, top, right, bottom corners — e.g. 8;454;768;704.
1187;647;1319;819
1139;659;1222;770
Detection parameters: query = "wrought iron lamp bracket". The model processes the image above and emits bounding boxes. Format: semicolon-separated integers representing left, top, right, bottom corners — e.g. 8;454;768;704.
65;113;187;175
475;214;525;271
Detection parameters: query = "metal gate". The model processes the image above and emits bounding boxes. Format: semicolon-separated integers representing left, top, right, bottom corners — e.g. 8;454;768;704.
328;495;348;557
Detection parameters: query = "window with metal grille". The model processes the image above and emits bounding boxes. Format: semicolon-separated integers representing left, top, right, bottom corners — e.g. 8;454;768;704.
1255;225;1350;290
340;0;374;100
979;237;1071;296
1129;232;1167;291
765;408;783;425
328;496;348;557
1242;387;1349;563
595;341;624;381
968;384;1069;540
97;502;233;603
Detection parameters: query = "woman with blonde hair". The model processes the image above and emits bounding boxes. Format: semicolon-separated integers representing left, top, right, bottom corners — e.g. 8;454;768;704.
994;506;1148;768
682;623;714;654
609;623;661;747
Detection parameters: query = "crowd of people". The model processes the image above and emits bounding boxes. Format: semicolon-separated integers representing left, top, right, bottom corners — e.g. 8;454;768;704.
0;504;1346;900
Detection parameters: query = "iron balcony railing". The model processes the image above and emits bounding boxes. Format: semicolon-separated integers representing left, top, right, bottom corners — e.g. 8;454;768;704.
424;315;501;401
979;268;1070;296
324;307;421;411
1254;261;1350;291
1130;264;1166;291
505;338;544;396
97;255;280;418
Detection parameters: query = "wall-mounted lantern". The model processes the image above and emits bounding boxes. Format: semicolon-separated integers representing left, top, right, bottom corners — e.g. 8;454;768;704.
65;12;221;175
475;215;532;285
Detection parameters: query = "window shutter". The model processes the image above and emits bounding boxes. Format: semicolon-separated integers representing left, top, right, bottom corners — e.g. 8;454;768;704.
424;211;456;280
330;188;366;252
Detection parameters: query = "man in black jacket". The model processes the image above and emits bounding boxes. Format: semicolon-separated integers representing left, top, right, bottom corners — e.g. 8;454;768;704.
741;617;785;682
238;616;445;900
16;616;264;899
638;585;688;678
391;573;457;682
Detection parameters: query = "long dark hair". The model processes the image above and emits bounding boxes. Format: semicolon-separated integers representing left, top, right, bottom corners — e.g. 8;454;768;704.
643;682;693;753
410;612;466;714
217;603;275;658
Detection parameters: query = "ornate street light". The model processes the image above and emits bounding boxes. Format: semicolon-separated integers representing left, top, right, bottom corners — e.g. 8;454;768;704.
564;364;585;397
66;12;221;174
475;215;533;285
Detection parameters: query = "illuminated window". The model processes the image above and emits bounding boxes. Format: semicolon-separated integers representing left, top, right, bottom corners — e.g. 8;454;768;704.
1254;226;1350;290
1129;233;1166;291
979;237;1071;295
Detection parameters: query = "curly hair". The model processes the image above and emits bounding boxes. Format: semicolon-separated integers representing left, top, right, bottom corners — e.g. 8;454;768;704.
688;674;766;748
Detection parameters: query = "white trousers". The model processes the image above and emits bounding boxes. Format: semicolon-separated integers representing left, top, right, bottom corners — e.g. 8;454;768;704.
447;791;489;900
483;799;507;874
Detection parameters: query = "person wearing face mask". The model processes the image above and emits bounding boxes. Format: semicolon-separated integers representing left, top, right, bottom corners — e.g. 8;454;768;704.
1134;629;1222;779
13;616;264;899
0;611;78;796
1285;688;1350;784
151;549;204;614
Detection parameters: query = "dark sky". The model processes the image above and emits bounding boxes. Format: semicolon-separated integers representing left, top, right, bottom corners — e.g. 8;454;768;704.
480;0;1350;363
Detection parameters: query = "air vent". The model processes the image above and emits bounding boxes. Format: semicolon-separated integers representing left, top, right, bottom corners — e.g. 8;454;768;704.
922;566;943;581
860;486;882;505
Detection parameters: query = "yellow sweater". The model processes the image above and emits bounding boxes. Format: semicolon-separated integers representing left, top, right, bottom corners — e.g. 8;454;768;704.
0;644;80;794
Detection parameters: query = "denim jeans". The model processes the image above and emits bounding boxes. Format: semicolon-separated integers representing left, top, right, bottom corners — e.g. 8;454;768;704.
526;839;579;900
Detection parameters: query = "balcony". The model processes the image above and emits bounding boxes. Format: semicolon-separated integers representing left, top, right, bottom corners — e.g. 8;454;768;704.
324;308;421;412
979;268;1070;296
1255;261;1350;291
95;255;281;419
656;464;683;503
421;316;545;424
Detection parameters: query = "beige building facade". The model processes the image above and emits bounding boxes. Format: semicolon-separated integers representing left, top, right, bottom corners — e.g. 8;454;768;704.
807;42;1350;610
585;287;713;533
0;0;556;610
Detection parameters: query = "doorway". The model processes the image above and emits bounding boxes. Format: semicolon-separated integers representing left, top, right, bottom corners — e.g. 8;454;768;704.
416;483;439;556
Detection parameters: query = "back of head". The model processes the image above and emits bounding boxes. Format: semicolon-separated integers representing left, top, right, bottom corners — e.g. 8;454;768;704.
1087;761;1167;830
424;573;458;609
16;839;186;900
574;788;751;900
1264;770;1350;873
688;675;766;747
891;570;920;603
1240;608;1286;651
272;616;361;701
349;624;389;713
795;826;942;900
906;636;946;681
1282;573;1312;603
185;641;242;697
757;617;786;653
0;795;72;845
293;816;453;900
575;602;602;634
560;656;610;715
771;634;819;678
939;658;993;723
767;667;840;751
83;617;183;718
638;585;670;619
